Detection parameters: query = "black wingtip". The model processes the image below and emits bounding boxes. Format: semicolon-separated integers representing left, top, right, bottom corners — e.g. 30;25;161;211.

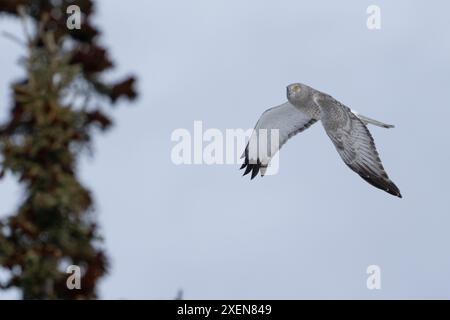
386;188;402;198
240;154;263;180
357;170;402;198
250;164;259;179
242;164;252;176
388;188;402;198
385;181;402;198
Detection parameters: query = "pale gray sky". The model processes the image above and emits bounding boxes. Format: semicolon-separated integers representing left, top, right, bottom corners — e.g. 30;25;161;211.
1;0;450;299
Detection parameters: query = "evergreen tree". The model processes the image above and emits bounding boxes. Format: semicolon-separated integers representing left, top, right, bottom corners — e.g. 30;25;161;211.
0;0;137;299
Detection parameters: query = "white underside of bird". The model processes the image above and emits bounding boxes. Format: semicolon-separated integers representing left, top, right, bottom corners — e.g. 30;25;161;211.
240;83;402;198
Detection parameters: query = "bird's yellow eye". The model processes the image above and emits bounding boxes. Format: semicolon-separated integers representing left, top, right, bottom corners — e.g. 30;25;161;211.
292;85;301;93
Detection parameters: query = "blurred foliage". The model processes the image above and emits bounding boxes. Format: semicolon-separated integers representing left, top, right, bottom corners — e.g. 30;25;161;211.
0;1;137;299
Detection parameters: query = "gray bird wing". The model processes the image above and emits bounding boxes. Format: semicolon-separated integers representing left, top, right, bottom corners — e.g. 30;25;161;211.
313;94;402;197
241;102;317;179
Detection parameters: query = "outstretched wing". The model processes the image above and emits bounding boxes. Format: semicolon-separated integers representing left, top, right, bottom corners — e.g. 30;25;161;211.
241;102;317;179
314;94;402;197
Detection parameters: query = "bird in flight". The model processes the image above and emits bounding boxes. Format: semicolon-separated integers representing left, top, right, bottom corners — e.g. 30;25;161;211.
240;83;402;198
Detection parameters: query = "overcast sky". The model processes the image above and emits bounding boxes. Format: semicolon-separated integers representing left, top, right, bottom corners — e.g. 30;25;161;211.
1;0;450;299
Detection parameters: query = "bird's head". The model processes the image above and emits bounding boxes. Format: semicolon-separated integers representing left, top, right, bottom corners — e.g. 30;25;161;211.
286;83;310;104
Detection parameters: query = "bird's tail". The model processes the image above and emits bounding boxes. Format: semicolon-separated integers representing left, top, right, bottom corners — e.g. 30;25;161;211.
351;110;395;129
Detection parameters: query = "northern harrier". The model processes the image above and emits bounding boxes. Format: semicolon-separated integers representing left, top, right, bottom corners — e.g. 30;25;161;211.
240;83;402;198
